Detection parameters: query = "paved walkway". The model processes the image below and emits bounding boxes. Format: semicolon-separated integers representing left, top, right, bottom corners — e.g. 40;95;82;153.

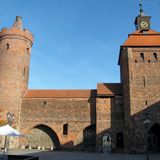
1;149;160;160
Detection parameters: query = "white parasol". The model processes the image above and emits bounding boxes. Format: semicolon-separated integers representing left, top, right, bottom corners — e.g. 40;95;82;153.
0;124;23;160
0;124;22;136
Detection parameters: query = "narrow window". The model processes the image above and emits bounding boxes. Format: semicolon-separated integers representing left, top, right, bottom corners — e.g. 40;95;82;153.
23;67;25;76
143;77;146;87
7;43;9;49
43;101;47;105
145;101;148;106
63;124;68;135
140;53;144;61
26;48;30;55
148;59;151;63
153;53;158;61
122;112;125;119
135;60;137;63
130;72;133;81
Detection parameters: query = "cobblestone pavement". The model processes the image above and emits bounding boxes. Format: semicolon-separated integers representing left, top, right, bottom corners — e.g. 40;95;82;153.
1;149;160;160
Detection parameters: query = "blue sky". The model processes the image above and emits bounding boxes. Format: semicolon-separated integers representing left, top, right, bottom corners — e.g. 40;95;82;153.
0;0;160;89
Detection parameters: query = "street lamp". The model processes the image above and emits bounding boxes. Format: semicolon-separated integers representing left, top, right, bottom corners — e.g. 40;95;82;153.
143;113;151;160
7;112;15;126
4;112;15;153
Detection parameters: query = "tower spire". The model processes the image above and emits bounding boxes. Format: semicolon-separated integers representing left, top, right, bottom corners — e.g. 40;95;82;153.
135;0;151;31
12;16;23;30
139;0;144;16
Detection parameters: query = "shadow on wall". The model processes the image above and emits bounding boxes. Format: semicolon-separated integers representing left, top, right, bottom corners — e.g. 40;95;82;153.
96;100;160;153
131;100;160;152
19;91;160;153
20;90;97;151
22;100;160;152
74;124;96;151
22;124;96;151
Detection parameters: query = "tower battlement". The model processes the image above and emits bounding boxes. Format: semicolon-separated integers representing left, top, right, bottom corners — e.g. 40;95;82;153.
0;16;33;45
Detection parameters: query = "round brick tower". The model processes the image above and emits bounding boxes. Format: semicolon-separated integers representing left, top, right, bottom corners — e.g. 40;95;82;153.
0;16;33;133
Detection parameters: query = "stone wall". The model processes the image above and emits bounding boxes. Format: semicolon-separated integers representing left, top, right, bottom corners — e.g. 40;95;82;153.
120;47;160;152
119;47;131;151
96;95;123;151
19;97;96;150
0;18;33;125
0;18;33;148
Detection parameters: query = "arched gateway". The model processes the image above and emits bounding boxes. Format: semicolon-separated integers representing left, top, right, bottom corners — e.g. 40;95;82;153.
27;124;60;150
149;123;160;151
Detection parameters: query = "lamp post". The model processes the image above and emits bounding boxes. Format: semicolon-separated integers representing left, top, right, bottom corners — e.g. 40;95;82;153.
7;112;15;126
4;112;15;153
143;113;151;160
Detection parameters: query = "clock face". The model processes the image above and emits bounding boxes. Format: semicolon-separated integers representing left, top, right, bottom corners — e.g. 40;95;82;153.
140;21;148;28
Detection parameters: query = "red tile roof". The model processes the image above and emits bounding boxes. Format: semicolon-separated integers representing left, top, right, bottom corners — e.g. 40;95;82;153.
123;30;160;46
118;29;160;65
97;83;122;95
22;89;97;98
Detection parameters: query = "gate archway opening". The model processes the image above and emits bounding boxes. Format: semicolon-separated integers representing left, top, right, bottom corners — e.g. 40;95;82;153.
116;132;123;149
74;124;96;151
149;123;160;151
27;124;60;150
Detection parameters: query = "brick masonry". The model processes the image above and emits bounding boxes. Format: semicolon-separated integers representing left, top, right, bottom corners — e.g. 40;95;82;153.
19;97;96;150
0;13;160;153
0;17;33;148
120;47;160;152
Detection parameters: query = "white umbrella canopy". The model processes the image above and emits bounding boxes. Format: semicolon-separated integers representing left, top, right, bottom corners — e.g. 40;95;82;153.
0;124;22;136
0;124;23;160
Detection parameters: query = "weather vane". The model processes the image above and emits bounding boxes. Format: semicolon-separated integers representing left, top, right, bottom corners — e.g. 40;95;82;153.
139;0;144;15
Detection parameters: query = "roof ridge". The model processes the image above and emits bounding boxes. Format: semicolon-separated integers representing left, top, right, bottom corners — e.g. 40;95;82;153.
131;29;160;35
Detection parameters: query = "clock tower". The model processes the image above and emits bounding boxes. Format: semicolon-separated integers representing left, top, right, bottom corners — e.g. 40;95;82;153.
119;1;160;152
134;1;151;31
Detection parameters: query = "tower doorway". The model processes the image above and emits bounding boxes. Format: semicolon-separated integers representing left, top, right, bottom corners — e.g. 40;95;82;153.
116;132;123;149
102;133;112;153
149;123;160;151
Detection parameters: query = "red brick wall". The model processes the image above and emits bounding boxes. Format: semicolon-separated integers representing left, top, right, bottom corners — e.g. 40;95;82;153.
19;97;96;150
96;95;123;150
120;47;160;152
0;27;33;147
